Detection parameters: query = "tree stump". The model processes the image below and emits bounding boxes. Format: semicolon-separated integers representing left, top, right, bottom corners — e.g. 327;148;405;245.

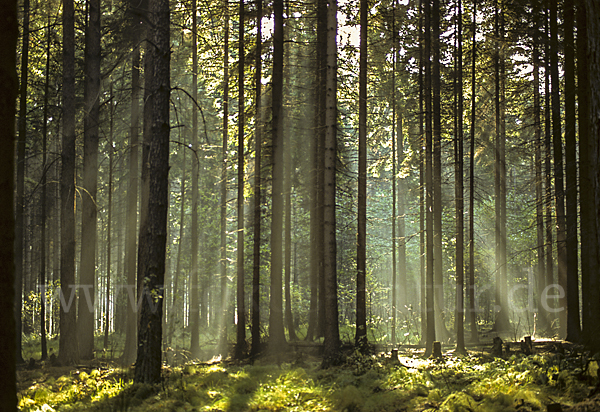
391;348;399;362
520;336;533;355
432;341;443;359
492;337;503;357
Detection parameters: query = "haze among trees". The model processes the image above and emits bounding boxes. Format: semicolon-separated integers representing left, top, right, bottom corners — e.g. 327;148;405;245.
3;0;600;409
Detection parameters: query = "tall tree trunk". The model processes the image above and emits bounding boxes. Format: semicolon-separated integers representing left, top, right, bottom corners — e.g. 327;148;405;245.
564;0;580;342
532;12;548;332
235;0;246;359
493;0;510;332
134;0;170;384
78;0;101;360
418;0;426;344
122;0;144;365
578;0;597;348
189;0;201;358
322;0;340;365
269;0;287;351
468;0;478;343
219;0;230;353
432;0;446;341
455;0;465;354
104;83;114;350
543;11;554;328
424;0;436;356
584;0;600;352
39;9;52;361
0;0;18;407
251;0;262;356
550;0;567;337
15;0;29;365
355;0;368;351
59;0;79;365
284;145;297;342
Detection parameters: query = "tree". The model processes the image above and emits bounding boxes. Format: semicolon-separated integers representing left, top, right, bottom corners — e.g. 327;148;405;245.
122;0;145;364
0;0;19;407
251;0;263;357
14;0;30;366
269;0;287;352
235;0;246;359
78;0;101;360
322;0;340;366
467;0;478;343
59;0;79;366
564;0;580;342
584;0;600;352
454;0;465;354
549;0;567;337
355;0;367;351
493;0;509;333
189;0;200;358
134;0;170;384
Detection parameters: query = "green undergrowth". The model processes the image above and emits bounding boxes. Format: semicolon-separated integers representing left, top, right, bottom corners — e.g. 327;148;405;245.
17;348;599;411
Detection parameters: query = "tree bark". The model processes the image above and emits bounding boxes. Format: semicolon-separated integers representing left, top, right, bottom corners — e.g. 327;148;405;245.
355;0;368;351
550;0;567;338
251;0;262;356
564;0;581;342
235;0;246;359
59;0;79;366
0;0;19;406
269;0;287;352
134;0;170;384
322;0;340;366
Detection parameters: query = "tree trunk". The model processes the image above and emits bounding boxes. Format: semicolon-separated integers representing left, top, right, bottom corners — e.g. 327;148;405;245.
578;0;597;348
564;0;581;342
584;0;600;352
355;0;368;351
189;0;201;358
134;0;170;384
544;11;554;328
322;0;340;366
59;0;79;366
0;0;19;407
493;0;510;333
269;0;287;352
432;0;446;341
235;0;246;359
455;0;465;354
284;150;297;342
14;0;29;366
219;0;230;353
550;0;567;338
418;0;426;344
468;0;478;343
251;0;262;356
78;0;101;360
104;83;114;350
122;0;145;364
424;0;436;356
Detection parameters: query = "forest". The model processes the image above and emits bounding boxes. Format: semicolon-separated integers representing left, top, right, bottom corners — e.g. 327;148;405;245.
0;0;599;409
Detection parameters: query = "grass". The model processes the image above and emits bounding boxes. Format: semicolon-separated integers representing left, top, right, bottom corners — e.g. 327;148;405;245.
16;336;600;411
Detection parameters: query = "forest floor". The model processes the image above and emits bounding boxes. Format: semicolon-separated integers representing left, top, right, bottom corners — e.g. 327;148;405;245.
16;337;600;412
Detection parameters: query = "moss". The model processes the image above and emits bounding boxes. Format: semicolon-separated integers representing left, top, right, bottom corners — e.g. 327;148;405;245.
333;384;365;412
440;392;477;412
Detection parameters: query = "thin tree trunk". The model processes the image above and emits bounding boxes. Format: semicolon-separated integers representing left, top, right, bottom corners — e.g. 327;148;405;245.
284;149;297;342
189;0;201;358
269;0;287;351
544;10;554;327
59;0;79;365
15;0;29;365
355;0;368;350
564;0;580;342
418;0;426;344
235;0;246;359
455;0;465;354
468;0;477;343
550;0;567;337
78;0;101;360
322;0;340;365
219;0;230;352
251;0;262;356
104;82;114;350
